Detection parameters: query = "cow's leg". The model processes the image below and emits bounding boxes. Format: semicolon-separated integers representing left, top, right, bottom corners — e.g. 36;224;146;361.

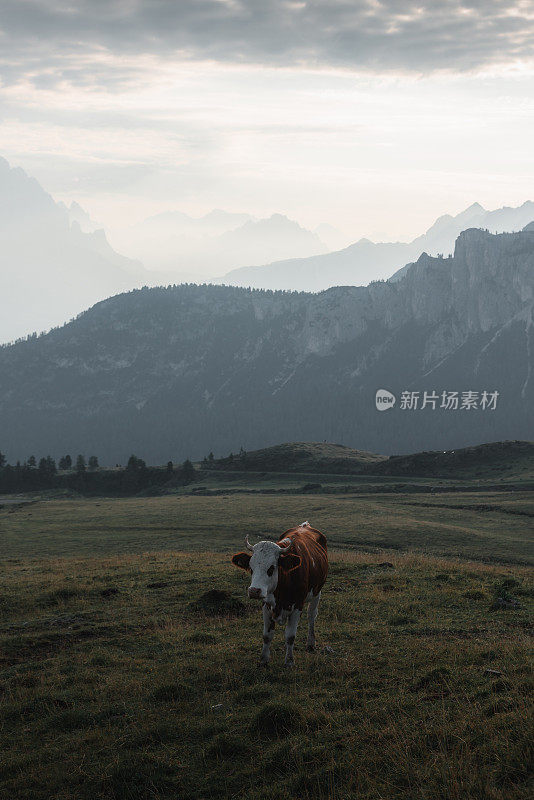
306;591;321;652
284;607;301;666
260;604;275;665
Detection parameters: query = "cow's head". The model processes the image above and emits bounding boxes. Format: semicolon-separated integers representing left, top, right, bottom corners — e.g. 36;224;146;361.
232;537;301;603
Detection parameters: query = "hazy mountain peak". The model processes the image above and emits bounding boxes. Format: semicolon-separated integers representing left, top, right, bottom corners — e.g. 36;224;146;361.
0;157;147;342
460;201;485;214
214;214;327;268
66;200;99;233
111;202;326;277
236;213;309;233
221;199;534;291
452;202;486;226
428;213;453;227
0;157;65;233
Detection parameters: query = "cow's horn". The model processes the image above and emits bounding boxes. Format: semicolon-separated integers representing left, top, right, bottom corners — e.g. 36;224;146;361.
277;539;292;553
245;535;254;552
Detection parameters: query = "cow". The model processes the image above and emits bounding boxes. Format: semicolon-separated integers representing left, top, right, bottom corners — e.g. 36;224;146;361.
231;521;328;666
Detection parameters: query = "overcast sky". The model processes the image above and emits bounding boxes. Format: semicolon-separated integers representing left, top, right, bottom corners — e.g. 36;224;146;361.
1;0;534;240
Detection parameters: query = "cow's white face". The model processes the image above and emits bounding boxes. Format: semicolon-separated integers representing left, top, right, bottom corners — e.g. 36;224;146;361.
232;540;301;605
248;541;282;603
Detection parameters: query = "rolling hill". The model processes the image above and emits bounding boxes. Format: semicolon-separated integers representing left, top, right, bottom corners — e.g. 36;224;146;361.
207;440;534;482
206;441;387;474
365;440;534;481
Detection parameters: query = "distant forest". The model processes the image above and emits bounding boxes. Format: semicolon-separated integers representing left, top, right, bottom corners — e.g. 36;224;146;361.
0;451;198;495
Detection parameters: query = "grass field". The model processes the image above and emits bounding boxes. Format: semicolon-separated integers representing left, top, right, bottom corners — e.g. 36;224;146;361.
1;492;532;563
1;491;533;799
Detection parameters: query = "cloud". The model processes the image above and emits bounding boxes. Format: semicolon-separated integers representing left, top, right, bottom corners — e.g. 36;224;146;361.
0;0;533;85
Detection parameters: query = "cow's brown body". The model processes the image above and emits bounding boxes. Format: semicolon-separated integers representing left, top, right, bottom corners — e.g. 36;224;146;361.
272;526;328;618
232;521;328;665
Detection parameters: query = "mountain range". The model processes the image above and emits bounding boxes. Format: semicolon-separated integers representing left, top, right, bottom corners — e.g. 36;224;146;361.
111;210;328;276
3;155;534;346
220;201;534;290
0;157;334;342
0;224;532;464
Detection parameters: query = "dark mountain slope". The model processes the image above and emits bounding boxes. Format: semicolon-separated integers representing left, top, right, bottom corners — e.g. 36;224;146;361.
0;227;533;464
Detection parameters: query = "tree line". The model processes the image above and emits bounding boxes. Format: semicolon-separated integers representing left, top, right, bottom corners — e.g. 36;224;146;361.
0;450;197;495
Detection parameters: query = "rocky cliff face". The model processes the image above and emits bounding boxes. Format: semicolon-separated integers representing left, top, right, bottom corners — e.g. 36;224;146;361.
0;227;533;463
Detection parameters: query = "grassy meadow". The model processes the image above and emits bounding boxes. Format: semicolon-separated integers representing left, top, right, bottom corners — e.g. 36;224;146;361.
1;491;533;563
0;490;533;799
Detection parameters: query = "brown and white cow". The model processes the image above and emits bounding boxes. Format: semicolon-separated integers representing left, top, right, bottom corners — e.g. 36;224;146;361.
232;521;327;665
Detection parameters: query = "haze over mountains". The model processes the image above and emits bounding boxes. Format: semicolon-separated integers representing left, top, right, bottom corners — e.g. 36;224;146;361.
1;224;532;464
0;158;334;342
111;210;330;277
0;158;146;343
221;201;534;290
0;158;329;343
2;155;534;348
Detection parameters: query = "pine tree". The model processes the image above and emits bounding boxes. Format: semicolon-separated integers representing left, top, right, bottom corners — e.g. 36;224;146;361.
182;459;196;483
127;454;146;471
37;456;56;483
28;455;36;468
46;455;56;474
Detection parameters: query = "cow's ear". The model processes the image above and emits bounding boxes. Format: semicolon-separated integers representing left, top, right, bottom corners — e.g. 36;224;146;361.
232;552;251;571
279;553;301;572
